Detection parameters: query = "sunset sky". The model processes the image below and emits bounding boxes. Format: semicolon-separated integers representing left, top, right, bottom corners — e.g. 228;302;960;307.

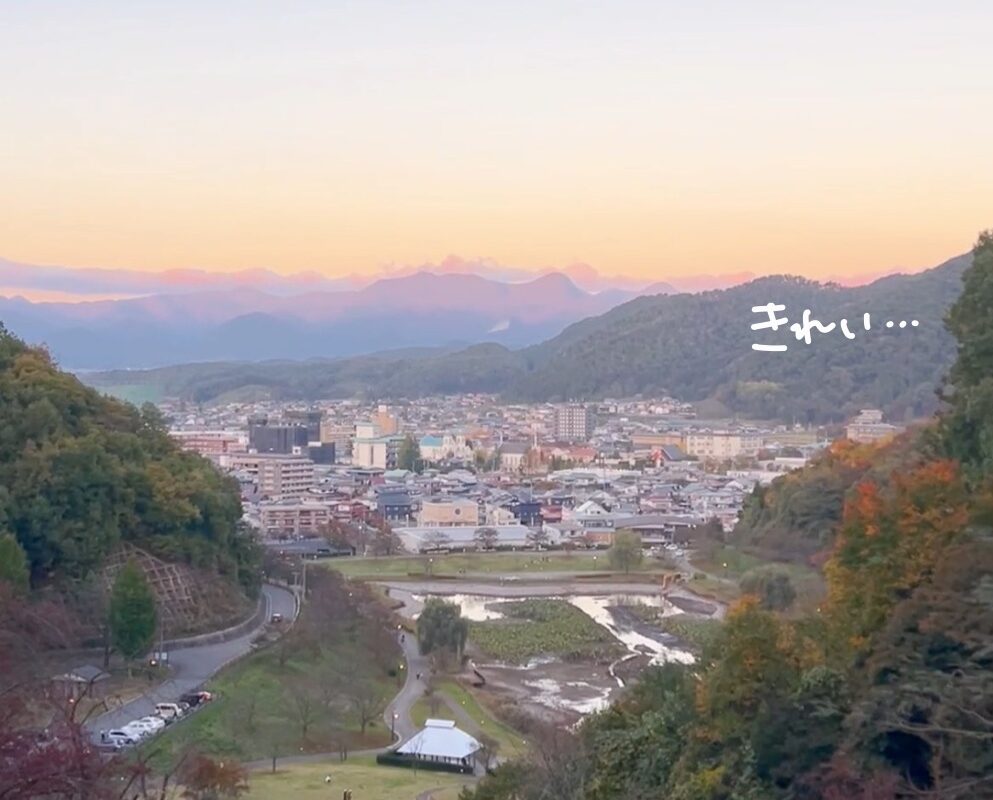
2;1;991;282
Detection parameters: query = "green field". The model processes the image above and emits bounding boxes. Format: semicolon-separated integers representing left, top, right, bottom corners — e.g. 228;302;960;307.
657;615;724;652
411;678;525;756
246;758;473;800
469;598;621;663
324;551;666;579
149;573;400;766
435;679;526;756
88;382;164;404
690;544;826;613
148;639;397;766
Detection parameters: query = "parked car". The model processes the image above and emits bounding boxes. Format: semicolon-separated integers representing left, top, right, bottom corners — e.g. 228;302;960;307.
101;730;138;747
154;703;184;721
179;690;213;707
121;722;151;740
270;612;283;624
125;717;163;737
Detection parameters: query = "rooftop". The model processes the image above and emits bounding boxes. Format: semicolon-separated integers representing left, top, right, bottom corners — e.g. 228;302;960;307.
395;719;481;760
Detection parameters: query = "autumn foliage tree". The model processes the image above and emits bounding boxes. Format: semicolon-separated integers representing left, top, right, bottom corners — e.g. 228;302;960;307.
825;459;969;651
180;754;249;799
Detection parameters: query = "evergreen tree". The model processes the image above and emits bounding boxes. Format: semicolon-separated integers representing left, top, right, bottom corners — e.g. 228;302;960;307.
0;532;30;592
397;435;422;473
941;230;993;473
416;598;468;662
109;560;157;667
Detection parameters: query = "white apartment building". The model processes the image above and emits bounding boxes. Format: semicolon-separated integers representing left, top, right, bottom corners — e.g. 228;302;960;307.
259;500;331;535
255;455;316;500
684;432;762;460
846;409;904;443
553;404;594;442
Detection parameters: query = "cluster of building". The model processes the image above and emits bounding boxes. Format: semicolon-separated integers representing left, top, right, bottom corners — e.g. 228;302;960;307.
163;397;903;552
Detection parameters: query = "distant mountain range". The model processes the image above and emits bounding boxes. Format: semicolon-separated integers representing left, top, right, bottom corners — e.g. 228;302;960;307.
77;252;971;423
0;254;746;300
0;268;677;369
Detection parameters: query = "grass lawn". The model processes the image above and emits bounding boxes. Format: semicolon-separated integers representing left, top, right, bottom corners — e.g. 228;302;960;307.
148;640;397;767
657;616;724;653
686;573;741;604
469;598;621;663
246;758;474;799
691;544;764;578
324;551;667;580
689;545;826;613
148;573;401;767
435;679;526;757
412;679;526;757
410;694;432;728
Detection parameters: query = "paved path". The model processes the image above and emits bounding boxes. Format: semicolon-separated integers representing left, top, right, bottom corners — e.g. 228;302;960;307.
243;629;438;771
383;631;429;743
87;584;297;734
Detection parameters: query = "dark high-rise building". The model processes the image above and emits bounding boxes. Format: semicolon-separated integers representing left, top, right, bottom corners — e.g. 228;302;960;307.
249;423;309;454
308;442;336;464
285;409;324;443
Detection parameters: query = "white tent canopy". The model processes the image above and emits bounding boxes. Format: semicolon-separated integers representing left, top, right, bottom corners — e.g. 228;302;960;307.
396;719;481;761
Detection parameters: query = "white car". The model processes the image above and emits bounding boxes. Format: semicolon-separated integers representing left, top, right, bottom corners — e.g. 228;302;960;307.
102;729;138;747
124;718;163;737
138;715;166;731
121;722;152;739
154;703;184;721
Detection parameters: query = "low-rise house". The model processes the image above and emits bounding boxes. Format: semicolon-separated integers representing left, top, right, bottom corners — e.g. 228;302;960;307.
259;499;332;536
376;490;417;523
419;497;480;527
51;665;110;701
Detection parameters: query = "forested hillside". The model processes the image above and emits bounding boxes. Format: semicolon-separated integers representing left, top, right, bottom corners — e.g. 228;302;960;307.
0;326;259;594
82;253;968;422
462;232;993;800
515;255;967;421
733;432;927;563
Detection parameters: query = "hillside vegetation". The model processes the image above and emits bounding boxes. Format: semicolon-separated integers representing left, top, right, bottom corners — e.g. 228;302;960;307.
83;254;968;422
462;232;993;800
0;326;259;594
733;431;929;563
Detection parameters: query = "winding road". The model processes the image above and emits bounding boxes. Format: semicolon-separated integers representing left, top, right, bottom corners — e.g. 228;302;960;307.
87;584;297;734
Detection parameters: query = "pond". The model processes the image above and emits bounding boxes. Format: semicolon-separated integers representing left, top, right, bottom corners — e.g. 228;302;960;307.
412;592;695;665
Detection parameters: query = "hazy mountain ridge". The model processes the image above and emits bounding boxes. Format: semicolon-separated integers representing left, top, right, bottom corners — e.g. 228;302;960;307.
78;253;971;422
1;270;673;369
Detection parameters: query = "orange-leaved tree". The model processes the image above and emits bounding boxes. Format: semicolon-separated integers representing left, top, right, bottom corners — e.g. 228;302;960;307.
825;459;969;652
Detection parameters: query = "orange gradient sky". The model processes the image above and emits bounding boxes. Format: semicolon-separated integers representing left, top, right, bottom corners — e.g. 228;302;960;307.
1;2;991;281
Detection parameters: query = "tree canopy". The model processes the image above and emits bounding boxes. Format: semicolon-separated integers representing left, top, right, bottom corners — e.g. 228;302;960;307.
109;560;157;663
607;530;643;574
0;533;29;593
416;598;468;662
0;326;259;595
